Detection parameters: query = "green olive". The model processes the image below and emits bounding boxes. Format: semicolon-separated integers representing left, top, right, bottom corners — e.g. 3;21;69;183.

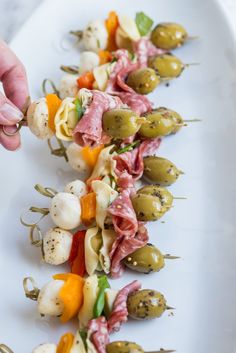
137;185;173;210
148;54;184;78
143;156;182;186
106;341;144;353
151;22;188;50
139;110;174;138
124;243;165;274
103;109;142;138
156;107;183;134
131;193;164;221
127;289;167;320
126;68;160;95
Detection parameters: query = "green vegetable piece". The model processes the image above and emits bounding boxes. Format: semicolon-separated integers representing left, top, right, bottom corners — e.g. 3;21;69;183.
117;140;140;154
93;275;110;318
79;330;88;350
135;12;154;36
74;98;85;120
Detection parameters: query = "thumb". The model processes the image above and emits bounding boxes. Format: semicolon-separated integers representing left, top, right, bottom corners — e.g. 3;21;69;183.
0;92;24;126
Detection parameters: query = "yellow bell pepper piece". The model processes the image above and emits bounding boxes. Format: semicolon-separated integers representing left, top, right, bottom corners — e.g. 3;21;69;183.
56;332;74;353
53;273;84;323
81;144;104;168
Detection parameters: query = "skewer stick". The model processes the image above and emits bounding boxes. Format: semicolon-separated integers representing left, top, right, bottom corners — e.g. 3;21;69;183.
42;78;59;96
23;277;40;301
70;30;83;40
186;35;199;41
164;254;180;260
0;345;14;353
173;197;187;200
47;138;68;162
60;65;79;74
146;350;176;353
184;62;200;68
34;184;58;198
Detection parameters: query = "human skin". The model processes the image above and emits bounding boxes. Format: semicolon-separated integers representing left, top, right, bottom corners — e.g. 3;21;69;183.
0;39;29;151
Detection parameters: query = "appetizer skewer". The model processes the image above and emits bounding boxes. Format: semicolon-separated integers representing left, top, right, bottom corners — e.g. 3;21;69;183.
21;180;180;277
1;339;175;353
23;274;172;326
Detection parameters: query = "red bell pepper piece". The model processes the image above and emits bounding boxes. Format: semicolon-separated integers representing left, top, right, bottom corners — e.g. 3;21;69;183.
69;230;86;277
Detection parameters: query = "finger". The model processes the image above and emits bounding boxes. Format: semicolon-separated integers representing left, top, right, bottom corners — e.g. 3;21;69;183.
0;125;21;151
0;92;24;125
0;39;29;110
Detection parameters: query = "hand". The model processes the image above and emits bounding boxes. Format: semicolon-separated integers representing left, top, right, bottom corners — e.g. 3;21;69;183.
0;39;29;151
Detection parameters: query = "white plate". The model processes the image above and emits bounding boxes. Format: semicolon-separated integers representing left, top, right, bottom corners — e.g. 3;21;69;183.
1;0;236;352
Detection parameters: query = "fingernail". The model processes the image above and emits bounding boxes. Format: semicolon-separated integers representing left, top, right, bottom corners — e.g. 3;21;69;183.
3;125;19;134
0;103;23;122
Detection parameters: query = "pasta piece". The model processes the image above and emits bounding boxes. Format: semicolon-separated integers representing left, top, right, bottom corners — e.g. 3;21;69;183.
89;145;117;184
78;275;99;328
84;227;102;275
70;330;87;353
99;229;117;274
91;180;118;229
54;97;78;141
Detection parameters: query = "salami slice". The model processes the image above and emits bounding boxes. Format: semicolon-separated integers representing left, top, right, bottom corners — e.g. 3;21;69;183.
114;138;161;181
87;316;109;353
108;280;141;333
110;225;149;278
133;37;167;68
107;189;138;238
114;91;153;115
73;90;122;146
106;49;138;93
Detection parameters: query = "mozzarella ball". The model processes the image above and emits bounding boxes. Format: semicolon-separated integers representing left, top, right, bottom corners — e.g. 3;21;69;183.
32;343;57;353
83;20;108;52
64;180;87;198
79;51;100;74
59;75;79;99
43;228;73;265
38;280;64;316
50;192;82;230
66;143;92;179
27;98;54;139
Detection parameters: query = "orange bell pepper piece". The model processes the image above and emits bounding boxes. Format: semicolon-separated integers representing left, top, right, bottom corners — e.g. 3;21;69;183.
53;273;84;323
56;332;74;353
98;50;112;65
105;11;119;51
80;192;97;225
46;94;62;133
81;144;104;168
77;71;95;90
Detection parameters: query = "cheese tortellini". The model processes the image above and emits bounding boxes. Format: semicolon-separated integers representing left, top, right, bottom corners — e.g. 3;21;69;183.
78;275;99;328
91;180;118;229
89;145;117;184
54;97;79;141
